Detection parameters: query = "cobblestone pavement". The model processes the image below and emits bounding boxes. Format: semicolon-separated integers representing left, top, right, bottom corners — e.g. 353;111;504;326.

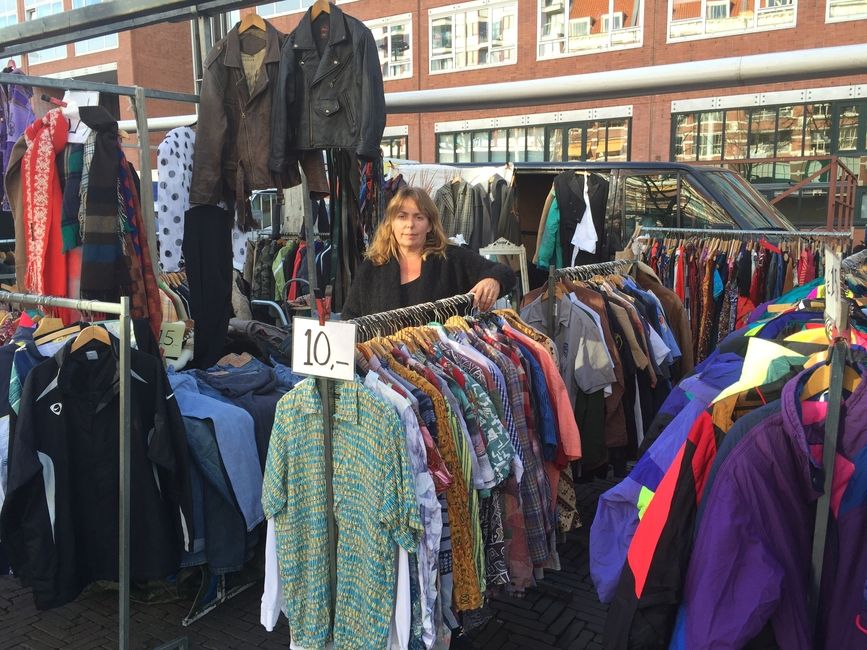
0;480;614;649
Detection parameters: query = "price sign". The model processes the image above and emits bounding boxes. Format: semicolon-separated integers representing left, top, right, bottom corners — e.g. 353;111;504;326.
824;245;847;338
159;321;186;358
291;317;357;382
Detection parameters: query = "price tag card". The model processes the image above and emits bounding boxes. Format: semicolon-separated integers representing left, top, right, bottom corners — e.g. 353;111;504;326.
824;245;846;337
159;321;186;358
292;317;357;382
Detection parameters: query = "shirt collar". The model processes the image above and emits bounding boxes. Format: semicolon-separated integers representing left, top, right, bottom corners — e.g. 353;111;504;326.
297;376;362;424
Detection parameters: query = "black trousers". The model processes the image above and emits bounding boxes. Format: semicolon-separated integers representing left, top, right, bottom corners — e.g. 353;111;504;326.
183;205;233;369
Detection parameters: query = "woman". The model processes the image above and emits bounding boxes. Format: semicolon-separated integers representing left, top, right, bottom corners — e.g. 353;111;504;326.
341;186;516;319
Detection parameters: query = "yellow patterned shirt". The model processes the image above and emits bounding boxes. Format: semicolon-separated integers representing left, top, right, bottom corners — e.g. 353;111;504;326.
262;378;422;649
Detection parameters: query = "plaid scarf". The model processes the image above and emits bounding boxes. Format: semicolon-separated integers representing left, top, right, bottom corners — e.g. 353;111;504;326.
21;109;69;295
58;143;84;252
79;106;129;302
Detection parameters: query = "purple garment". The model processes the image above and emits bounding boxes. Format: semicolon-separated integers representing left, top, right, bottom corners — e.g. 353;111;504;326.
0;69;36;211
590;353;744;603
684;367;867;649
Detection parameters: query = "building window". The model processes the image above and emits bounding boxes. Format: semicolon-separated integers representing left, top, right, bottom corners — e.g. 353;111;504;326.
826;0;867;21
705;0;730;19
72;0;119;55
367;14;412;80
538;0;643;59
24;0;66;64
256;0;314;17
437;118;631;163
0;0;17;29
429;0;518;73
672;100;867;183
601;11;625;31
381;135;408;159
668;0;797;41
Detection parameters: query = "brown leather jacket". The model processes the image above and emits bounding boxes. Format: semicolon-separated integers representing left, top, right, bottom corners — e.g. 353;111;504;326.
190;22;327;229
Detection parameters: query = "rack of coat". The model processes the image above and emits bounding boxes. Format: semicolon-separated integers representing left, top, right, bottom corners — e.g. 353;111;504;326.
534;170;610;270
425;172;520;251
186;4;386;364
0;290;146;649
4;103;162;341
590;268;867;650
633;225;853;365
260;293;585;649
0;64;35;213
520;259;693;475
167;351;302;625
246;232;333;307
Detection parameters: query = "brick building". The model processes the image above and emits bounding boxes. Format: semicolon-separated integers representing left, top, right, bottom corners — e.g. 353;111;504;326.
9;0;867;227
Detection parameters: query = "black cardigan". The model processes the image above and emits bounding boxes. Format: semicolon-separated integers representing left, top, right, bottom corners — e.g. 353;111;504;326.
340;244;516;319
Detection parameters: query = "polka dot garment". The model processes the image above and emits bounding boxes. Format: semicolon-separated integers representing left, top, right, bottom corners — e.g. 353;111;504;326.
156;127;248;272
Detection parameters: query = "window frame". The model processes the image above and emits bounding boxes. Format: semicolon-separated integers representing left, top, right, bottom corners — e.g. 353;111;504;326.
428;0;519;75
72;0;119;55
825;0;867;22
366;13;413;81
24;0;67;64
536;0;644;60
667;0;797;43
0;0;17;29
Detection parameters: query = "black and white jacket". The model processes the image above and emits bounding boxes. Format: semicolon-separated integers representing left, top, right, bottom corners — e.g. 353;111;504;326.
0;337;193;610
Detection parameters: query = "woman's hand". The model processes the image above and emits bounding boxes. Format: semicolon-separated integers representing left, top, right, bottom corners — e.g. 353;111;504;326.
469;278;501;312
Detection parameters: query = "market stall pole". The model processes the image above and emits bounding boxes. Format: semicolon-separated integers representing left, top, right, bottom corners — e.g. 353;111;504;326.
0;292;140;649
808;245;848;642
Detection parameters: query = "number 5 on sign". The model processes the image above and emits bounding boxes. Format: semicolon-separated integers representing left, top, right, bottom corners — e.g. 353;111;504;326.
291;317;357;382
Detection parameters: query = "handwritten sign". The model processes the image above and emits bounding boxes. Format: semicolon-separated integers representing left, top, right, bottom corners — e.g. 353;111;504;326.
291;317;357;382
824;246;847;338
159;321;186;358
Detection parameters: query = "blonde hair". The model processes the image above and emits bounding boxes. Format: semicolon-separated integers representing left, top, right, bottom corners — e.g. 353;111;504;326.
366;187;449;265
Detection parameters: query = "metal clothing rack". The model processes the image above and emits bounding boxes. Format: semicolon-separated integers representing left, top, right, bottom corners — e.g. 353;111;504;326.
350;292;477;341
0;291;135;649
635;225;854;240
546;259;633;336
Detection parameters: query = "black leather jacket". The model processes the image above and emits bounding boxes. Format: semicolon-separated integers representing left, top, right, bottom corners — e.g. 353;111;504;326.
269;5;385;173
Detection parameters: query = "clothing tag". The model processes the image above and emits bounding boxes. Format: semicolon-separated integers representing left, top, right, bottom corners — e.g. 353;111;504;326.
86;350;98;361
159;321;186;358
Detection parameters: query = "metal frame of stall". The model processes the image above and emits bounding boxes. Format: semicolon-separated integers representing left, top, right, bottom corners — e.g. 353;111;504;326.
0;292;134;648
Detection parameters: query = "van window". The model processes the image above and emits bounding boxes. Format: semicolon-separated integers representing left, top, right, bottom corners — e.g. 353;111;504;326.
622;173;679;240
679;175;732;229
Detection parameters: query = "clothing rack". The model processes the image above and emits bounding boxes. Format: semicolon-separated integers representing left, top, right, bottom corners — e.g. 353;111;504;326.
0;291;141;650
349;292;476;341
0;72;200;274
3;36;212;650
546;259;633;336
635;225;854;240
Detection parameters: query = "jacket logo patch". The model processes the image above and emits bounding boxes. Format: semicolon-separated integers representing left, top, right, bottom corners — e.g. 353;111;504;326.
50;403;62;416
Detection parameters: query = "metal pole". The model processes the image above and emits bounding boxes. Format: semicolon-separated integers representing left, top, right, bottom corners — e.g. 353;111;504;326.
808;338;846;639
131;86;161;275
118;296;131;650
299;166;338;630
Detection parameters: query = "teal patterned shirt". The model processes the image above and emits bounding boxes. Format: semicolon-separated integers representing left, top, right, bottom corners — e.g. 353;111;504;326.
262;378;422;649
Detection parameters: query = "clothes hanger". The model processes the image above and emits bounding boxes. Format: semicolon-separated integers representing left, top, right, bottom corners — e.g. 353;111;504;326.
310;0;331;20
239;12;266;32
802;358;861;400
34;323;83;346
34;316;64;339
71;324;111;351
